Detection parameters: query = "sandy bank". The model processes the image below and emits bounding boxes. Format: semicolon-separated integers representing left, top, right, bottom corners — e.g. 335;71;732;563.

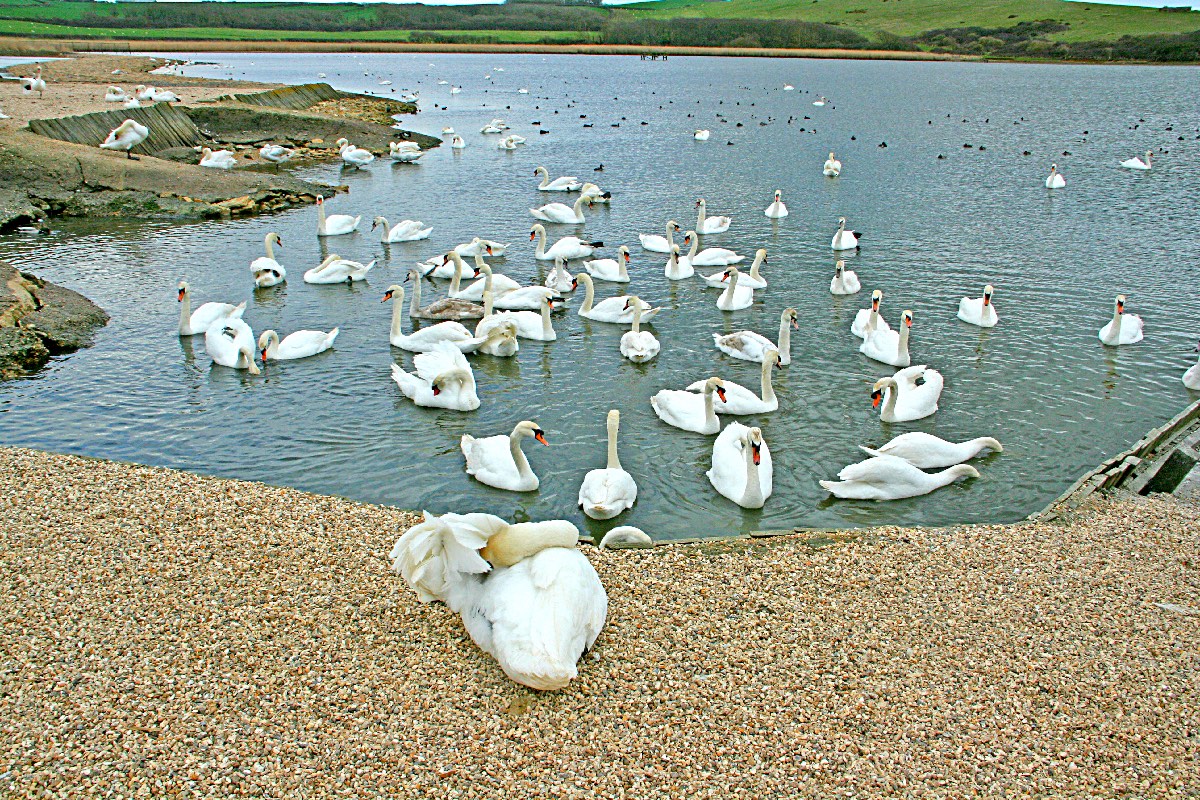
1;446;1196;797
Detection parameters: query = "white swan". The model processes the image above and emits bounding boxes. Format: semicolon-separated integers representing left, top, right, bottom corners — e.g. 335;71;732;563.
871;365;943;423
455;238;508;258
259;144;293;164
384;285;487;352
544;256;574;293
763;190;788;219
823;152;842;177
831;216;862;250
461;421;548;491
1045;163;1066;189
406;267;484;321
708;423;772;509
373;216;432;242
451;135;467;149
177;281;244;336
575;273;658;323
958;284;998;328
1098;294;1144;345
336;138;374;169
494;284;558;312
813;96;828;106
122;98;140;110
860;310;912;368
103;86;126;103
530;195;589;224
389;142;424;163
390;341;480;411
205;317;259;375
821;454;979;501
701;249;765;289
99;119;149;160
664;245;693;280
695;199;731;234
150;89;179;103
579;183;611;203
496;136;520;150
476;291;556;342
533;166;582;192
303;254;375;284
851;290;892;339
1184;343;1200;390
453;261;522;302
651;377;725;434
583;246;630;282
599;527;653;549
389;511;605;690
134;84;154;101
315;195;360;237
198;147;237;169
687;348;778;414
694;130;710;141
619;297;659;363
257;328;339;362
578;410;637;520
860;432;1002;470
830;259;860;295
250;232;286;287
639;220;682;254
530;224;602;261
1120;151;1153;170
679;231;743;268
22;66;46;98
713;307;797;366
716;267;755;312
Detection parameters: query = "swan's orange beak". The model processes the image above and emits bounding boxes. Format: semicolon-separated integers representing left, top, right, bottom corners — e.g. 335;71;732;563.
571;278;578;290
872;299;879;311
791;317;799;330
276;238;283;247
473;268;482;278
721;271;730;282
534;430;549;446
623;252;630;263
683;235;692;245
1117;301;1125;314
751;442;761;466
485;245;493;255
905;316;912;328
529;231;536;241
432;385;441;396
716;387;727;402
871;389;883;408
547;300;554;309
260;349;268;363
177;289;185;302
381;290;393;302
441;253;451;265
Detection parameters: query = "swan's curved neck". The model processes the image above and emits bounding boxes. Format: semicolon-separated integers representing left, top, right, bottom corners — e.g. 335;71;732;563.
317;201;327;234
630;302;642;334
722;270;740;299
580;278;594;313
748;252;764;280
882;382;898;418
533;228;547;259
264;235;276;260
482;290;494;318
686;236;699;259
264;331;280;359
777;313;792;364
573;196;586;218
537;171;549;189
391;292;406;338
179;289;191;332
665;225;676;248
377;218;389;242
666;251;682;279
760;358;775;403
410;276;424;316
449;254;467;294
618;257;629;281
541;300;553;337
510;431;535;480
696;204;706;228
703;383;717;426
1111;304;1123;334
740;437;763;507
897;324;910;361
606;417;621;470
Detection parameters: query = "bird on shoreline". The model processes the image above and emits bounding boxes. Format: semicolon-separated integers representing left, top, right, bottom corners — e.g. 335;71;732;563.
99;119;149;160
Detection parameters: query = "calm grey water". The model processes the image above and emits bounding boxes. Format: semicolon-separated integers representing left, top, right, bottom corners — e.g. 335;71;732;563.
2;53;1198;541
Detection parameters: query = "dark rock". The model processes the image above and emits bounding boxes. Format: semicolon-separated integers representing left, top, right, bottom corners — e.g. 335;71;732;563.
0;261;108;378
0;327;50;378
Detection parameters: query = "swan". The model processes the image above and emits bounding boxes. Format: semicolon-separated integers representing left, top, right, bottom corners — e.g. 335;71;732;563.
336;138;374;169
583;246;630;282
462;420;548;491
418;249;486;285
123;98;140;110
679;231;744;268
303;254;375;284
384;285;489;352
177;281;244;336
701;249;766;289
1184;343;1200;390
134;84;154;101
390;341;480;411
388;510;605;690
821;454;979;501
687;349;779;414
455;238;508;258
198;148;237;169
851;290;892;339
958;284;998;328
476;291;556;342
830;259;860;295
694;130;711;141
453;261;522;302
831;217;862;250
619;297;660;363
99;119;149;160
476;323;519;358
578;409;637;519
315;195;360;237
530;195;589;224
860;310;912;368
639;220;682;254
442;126;455;134
599;527;653;549
451;135;466;149
695;199;731;234
1120;151;1153;170
664;245;693;280
389;142;424;163
823;152;842;177
480;121;502;134
716;267;755;312
259;144;293;164
496;136;520;150
651;377;726;434
575;273;658;323
544;256;574;293
205;317;259;375
407;268;485;321
1098;294;1144;345
250;232;286;288
22;66;46;98
150;88;179;103
763;190;788;219
579;183;611;203
104;86;126;102
258;328;339;362
860;432;1003;470
871;365;943;423
534;166;582;192
813;96;828;106
373;216;432;242
1045;163;1066;189
494;284;559;312
713;307;798;365
530;224;602;261
708;423;772;509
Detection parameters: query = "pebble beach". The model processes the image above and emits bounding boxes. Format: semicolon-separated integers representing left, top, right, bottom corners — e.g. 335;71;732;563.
2;446;1197;797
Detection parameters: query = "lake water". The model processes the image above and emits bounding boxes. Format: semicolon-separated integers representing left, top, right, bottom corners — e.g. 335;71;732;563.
2;52;1198;541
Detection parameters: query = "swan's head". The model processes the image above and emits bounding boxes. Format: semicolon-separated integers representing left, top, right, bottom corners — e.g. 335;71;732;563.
256;330;277;362
668;220;681;231
266;232;282;248
837;216;847;226
871;289;883;310
695;199;706;209
746;427;764;465
1115;294;1127;314
829;152;835;159
835;260;845;275
381;284;403;304
902;310;913;328
983;284;994;305
135;84;146;92
176;280;189;301
406;267;424;283
371;216;385;230
705;377;727;403
1050;163;1058;172
201;147;212;158
484;243;494;255
979;437;1004;454
515;420;549;445
683;230;697;244
766;348;781;369
622;295;644;311
474;263;492;279
670;244;681;257
529;224;545;239
316;194;325;206
774;190;782;200
431;369;469;397
534;166;547;177
618;245;631;262
871;377;898;407
785;308;799;329
335;137;349;148
949;464;981;482
574;272;592;289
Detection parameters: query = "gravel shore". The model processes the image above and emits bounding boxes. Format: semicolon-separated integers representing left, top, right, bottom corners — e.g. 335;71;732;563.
2;446;1197;797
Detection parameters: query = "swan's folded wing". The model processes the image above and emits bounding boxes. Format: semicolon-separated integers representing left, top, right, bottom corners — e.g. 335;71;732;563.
413;341;468;382
390;363;421;398
836;455;915;484
389;512;493;603
892;364;928;386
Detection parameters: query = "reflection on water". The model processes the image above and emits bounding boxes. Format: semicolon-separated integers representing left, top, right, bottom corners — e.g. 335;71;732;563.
1;53;1198;540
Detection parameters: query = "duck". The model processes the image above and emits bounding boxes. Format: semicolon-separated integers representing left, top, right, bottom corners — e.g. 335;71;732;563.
388;510;606;690
821;454;979;501
198;147;237;169
958;284;998;327
259;144;293;164
533;166;582;192
823;152;842;177
390;341;480;411
871;365;943;423
315;195;360;237
452;261;522;302
177;281;244;336
713;307;798;366
1120;151;1153;170
708;423;772;509
336;138;375;169
694;199;732;234
678;231;743;268
687;349;779;414
1184;342;1200;390
373;216;432;243
831;216;862;250
1045;163;1066;189
476;290;556;342
1098;294;1144;345
694;129;711;141
577;410;637;520
651;377;726;434
851;290;892;339
406;268;485;321
619;297;660;363
639;220;682;254
257;328;339;362
860;432;1003;470
763;190;788;219
583;246;630;282
701;249;766;289
103;85;127;103
530;195;589;224
461;421;548;491
455;238;508;258
544;256;574;293
99;119;149;160
303;254;375;284
716;267;755;311
384;285;489;352
860;310;912;368
830;260;860;295
250;232;286;288
451;135;467;149
530;224;602;261
574;273;658;323
22;66;46;98
205;317;259;375
664;245;693;280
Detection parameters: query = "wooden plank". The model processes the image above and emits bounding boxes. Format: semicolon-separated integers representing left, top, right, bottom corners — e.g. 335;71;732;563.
27;103;201;154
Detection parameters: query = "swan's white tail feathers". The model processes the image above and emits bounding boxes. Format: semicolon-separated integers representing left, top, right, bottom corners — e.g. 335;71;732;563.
229;301;247;319
859;446;886;459
390;512;495;604
325;327;340;347
390;363;419;398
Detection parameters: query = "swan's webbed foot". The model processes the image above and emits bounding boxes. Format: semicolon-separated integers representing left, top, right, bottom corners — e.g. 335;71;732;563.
126;152;140;161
